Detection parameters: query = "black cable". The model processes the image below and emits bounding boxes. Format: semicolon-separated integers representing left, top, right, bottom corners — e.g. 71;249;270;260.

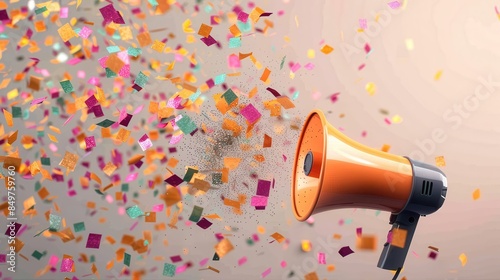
391;267;402;280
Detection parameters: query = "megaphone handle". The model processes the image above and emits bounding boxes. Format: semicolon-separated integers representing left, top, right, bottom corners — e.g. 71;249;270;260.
377;210;420;271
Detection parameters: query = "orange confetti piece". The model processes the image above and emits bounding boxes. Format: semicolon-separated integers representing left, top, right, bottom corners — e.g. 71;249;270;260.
435;156;446;167
3;109;13;126
321;44;334;54
391;228;408;248
198;23;212;38
260;67;271;82
214;238;234;258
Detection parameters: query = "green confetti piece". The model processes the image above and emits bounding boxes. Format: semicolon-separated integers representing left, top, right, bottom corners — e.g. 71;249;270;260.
124;253;131;267
292;91;300;100
222;88;237;105
60;80;74;94
228;37;242;48
127;47;142;57
134;71;149;87
246;238;254;246
143;240;149;246
105;68;117;78
121;183;129;192
176;115;197;135
73;222;86;233
188;205;204;223
163;263;176;277
280;56;286;70
183;168;198;182
90;255;95;263
52;106;59;115
344;218;353;225
214;74;226;85
133;192;139;198
96;119;115;127
32;250;44;260
212;173;222;185
49;214;62;232
153;189;159;197
41;157;51;166
126;205;144;219
37;130;44;138
106;45;121;53
22;108;30;120
95;189;104;195
12;107;22;118
35;6;48;14
34;181;41;192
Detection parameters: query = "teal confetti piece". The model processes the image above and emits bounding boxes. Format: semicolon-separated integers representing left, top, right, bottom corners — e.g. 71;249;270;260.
163;263;176;277
214;74;226;85
96;119;115;127
105;68;117;78
345;218;353;225
204;5;212;13
73;222;86;233
228;37;242;48
32;250;44;260
37;130;45;138
188;206;204;223
34;181;41;192
90;255;95;263
22;108;29;120
375;210;381;216
95;189;104;195
52;106;59;115
134;71;149;87
127;47;142;57
12;107;22;118
49;214;62;231
292;91;300;100
189;90;201;102
237;20;252;33
133;192;139;198
148;0;159;7
41;157;51;166
143;240;149;246
126;205;144;219
35;6;48;14
124;253;131;266
246;238;254;245
60;80;74;94
176;115;197;134
106;45;121;53
280;56;286;70
153;189;159;197
53;43;61;51
222;88;237;105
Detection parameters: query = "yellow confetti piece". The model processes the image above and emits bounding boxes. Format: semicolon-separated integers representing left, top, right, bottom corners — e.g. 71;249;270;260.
459;253;467;266
301;240;312;252
182;19;195;33
7;88;18;100
284;36;290;43
77;0;82;8
435;156;446;167
391;114;403;124
405;38;414;50
58;23;77;42
47;134;58;143
365;82;376;95
434;70;443;81
151;40;166;52
102;163;117;176
307;49;315;59
472;189;480;200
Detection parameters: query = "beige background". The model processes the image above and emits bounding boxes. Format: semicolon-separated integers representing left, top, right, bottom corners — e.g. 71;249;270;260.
1;0;500;279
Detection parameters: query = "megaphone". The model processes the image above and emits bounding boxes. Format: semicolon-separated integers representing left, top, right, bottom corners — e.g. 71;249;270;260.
291;110;447;277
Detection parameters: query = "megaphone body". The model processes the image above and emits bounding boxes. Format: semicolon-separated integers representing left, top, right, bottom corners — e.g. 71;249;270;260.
292;110;447;272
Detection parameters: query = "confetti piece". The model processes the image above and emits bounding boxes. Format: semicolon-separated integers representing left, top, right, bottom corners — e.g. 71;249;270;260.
270;232;285;243
356;235;377;250
304;272;319;280
472;188;480;200
365;82;376;95
238;257;247;266
428;251;438;260
189;206;204;223
58;23;77;42
301;240;312;252
459;253;467;266
86;233;102;249
391;228;407;248
434;70;443;81
215;239;234;258
262;267;272;278
240;104;262;124
198;23;212;38
338;246;354;257
163;263;176;277
126;205;144;219
435;156;446;167
405;38;414;50
321;44;334;54
318;252;326;264
388;1;401;9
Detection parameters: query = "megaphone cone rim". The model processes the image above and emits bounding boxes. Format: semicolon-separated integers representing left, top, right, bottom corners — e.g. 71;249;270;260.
292;109;329;221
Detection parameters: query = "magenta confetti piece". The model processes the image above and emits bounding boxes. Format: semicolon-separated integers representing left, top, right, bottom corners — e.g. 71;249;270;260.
338;246;354;257
356;227;362;237
256;179;271;197
261;267;272;278
85;233;102;249
240;103;261;124
238;257;247;266
251;195;268;207
318;252;326;264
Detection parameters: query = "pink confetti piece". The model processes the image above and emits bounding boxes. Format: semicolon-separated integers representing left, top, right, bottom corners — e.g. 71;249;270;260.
290;62;301;73
364;43;371;53
169;134;183;145
384;118;392;125
125;173;138;182
240;103;261;124
152;204;164;212
280;261;287;268
251;196;268;207
282;154;287;162
199;258;209;267
361;131;367;137
105;195;113;203
359;18;367;29
49;255;59;266
77;70;86;79
118;207;126;215
388;1;401;9
31;96;47;105
358;64;366;70
238;257;247;266
318;252;326;264
60;7;69;18
129;221;139;231
79;26;93;39
133;105;144;115
49;143;58;152
138;134;153;151
304;63;314;70
261;267;272;278
176;264;188;274
63;114;74;126
228;54;241;68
